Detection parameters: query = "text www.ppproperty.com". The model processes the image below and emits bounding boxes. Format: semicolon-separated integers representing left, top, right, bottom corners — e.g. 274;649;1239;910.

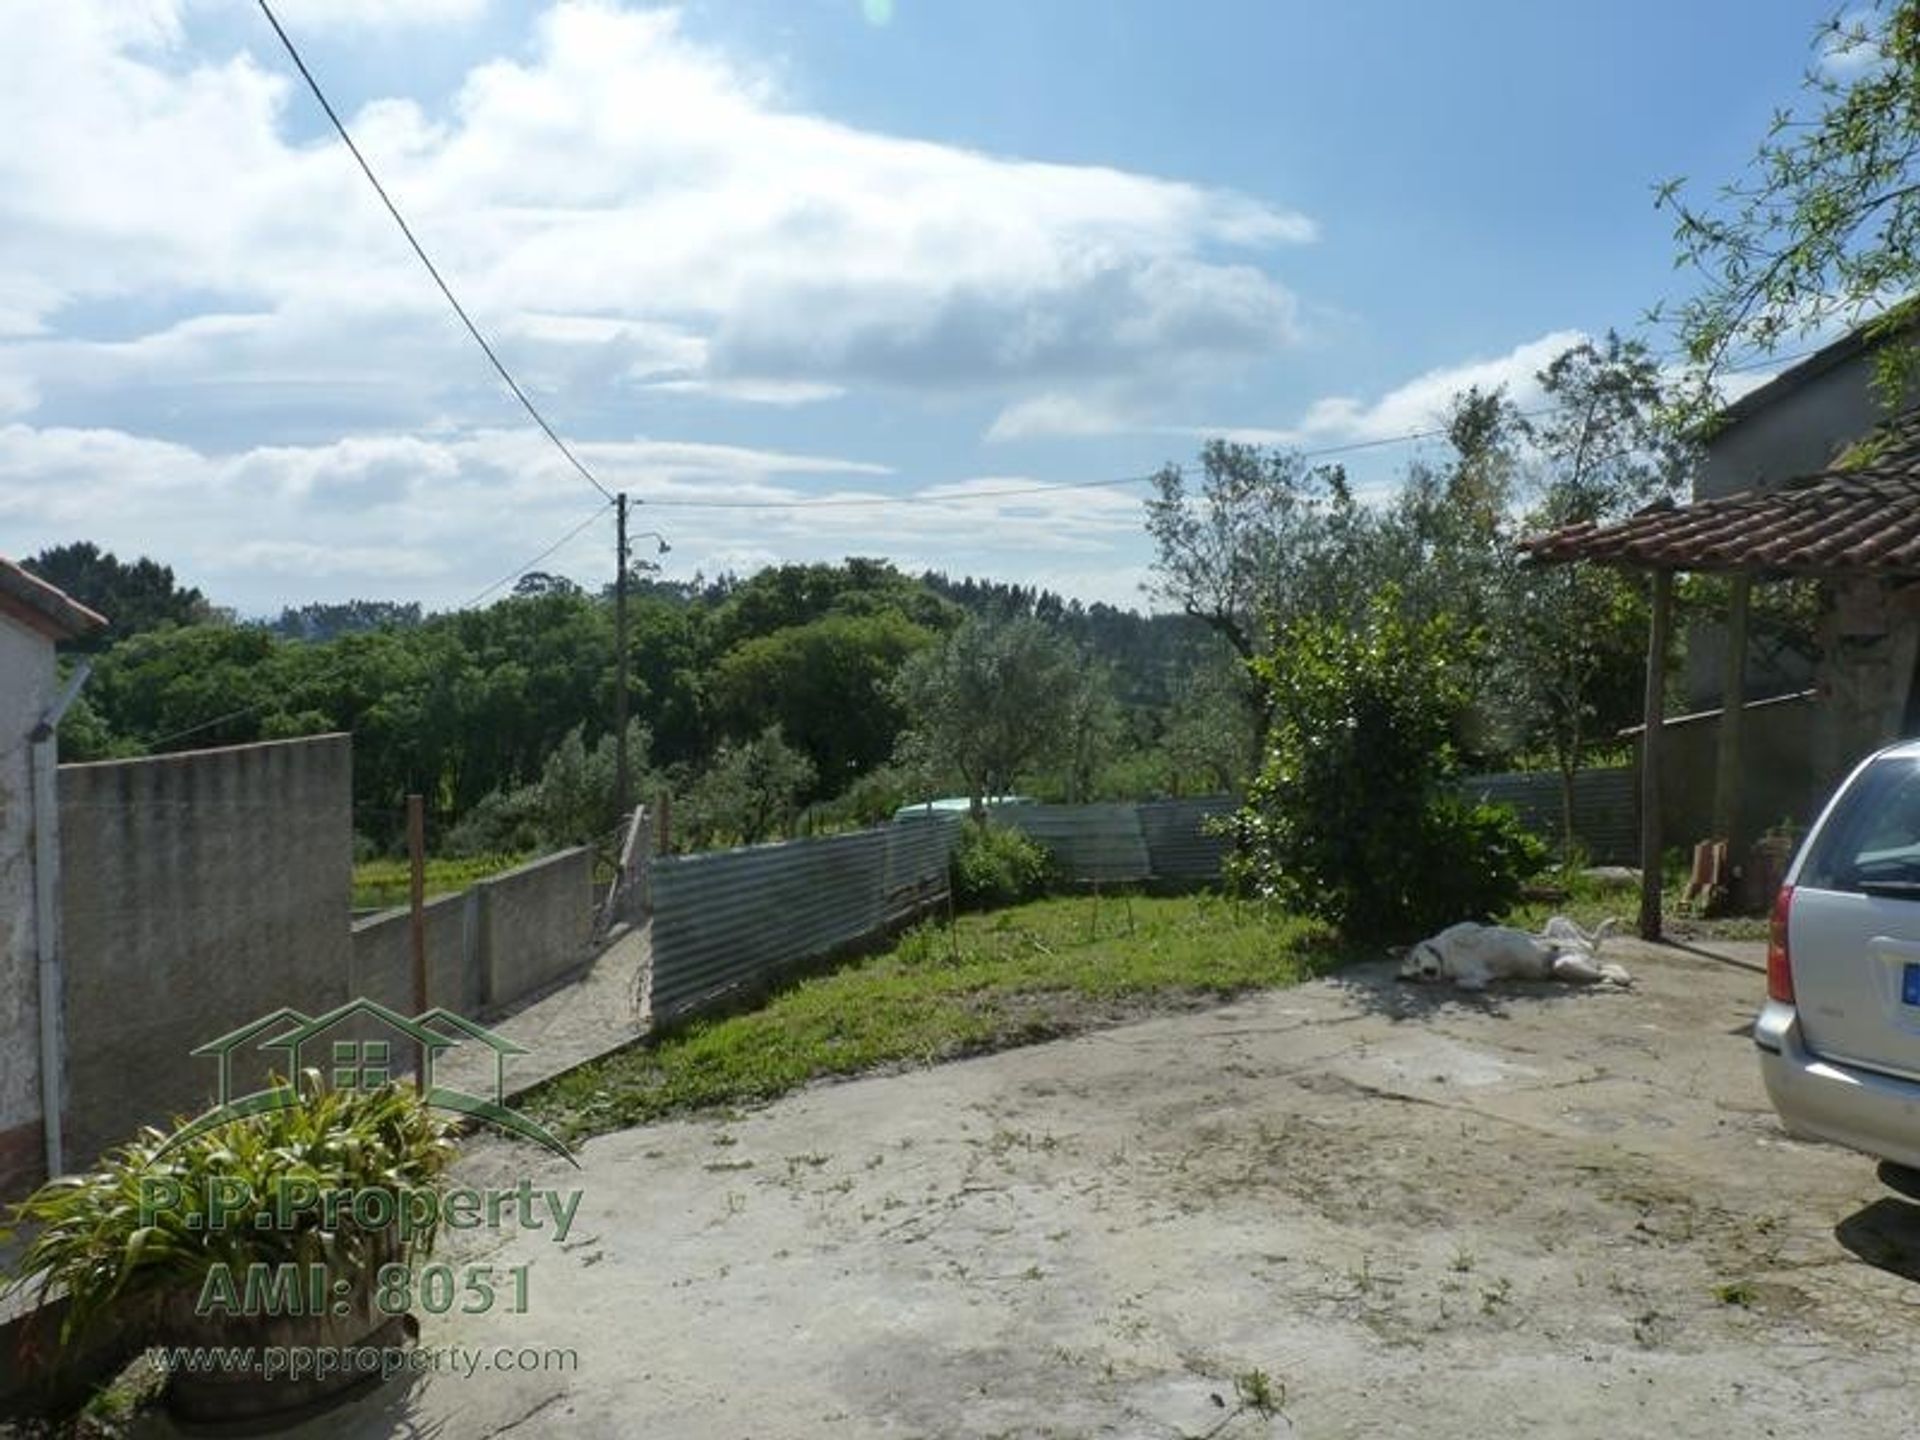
148;1343;580;1382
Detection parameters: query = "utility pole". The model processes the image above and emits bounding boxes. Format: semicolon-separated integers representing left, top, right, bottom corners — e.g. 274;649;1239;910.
615;492;631;821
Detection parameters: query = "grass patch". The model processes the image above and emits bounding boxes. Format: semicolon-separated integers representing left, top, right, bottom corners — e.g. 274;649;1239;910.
352;853;528;910
525;893;1336;1144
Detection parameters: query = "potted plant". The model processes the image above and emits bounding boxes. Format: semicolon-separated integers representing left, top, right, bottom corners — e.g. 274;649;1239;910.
3;1071;456;1423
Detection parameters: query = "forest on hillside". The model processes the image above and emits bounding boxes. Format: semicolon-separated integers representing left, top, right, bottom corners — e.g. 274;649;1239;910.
23;542;1244;858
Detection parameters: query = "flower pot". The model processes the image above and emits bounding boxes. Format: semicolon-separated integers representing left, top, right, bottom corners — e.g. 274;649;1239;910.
158;1229;416;1424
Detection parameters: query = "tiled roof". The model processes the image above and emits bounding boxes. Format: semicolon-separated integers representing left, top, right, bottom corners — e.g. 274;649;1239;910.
1520;409;1920;575
0;556;107;640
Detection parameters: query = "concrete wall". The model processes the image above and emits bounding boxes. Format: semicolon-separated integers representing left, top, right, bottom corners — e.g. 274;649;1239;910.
1696;350;1891;503
0;618;55;1193
57;736;353;1164
479;848;595;1007
349;890;480;1017
347;848;594;1020
1812;579;1920;798
1648;692;1820;853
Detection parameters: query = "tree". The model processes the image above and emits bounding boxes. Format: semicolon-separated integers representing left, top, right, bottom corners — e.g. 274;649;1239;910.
682;726;816;847
22;542;210;650
708;559;957;652
1155;646;1257;796
892;617;1087;810
512;572;583;599
1374;386;1531;653
1144;441;1357;757
269;600;422;642
1499;334;1695;856
1057;660;1124;804
1658;3;1920;390
1144;441;1356;665
708;611;934;796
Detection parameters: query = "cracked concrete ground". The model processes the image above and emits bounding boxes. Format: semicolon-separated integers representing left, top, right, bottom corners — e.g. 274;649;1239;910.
166;939;1920;1438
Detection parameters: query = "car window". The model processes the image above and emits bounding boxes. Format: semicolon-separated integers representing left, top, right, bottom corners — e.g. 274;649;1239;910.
1802;755;1920;891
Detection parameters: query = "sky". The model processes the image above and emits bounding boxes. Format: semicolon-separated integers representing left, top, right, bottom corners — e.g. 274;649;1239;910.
0;0;1855;616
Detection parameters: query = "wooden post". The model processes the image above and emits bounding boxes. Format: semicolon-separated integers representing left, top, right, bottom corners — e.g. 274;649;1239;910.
1711;572;1751;853
1639;571;1674;941
614;494;631;819
407;793;427;1086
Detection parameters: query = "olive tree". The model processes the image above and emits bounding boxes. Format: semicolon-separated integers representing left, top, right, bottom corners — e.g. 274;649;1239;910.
892;617;1090;811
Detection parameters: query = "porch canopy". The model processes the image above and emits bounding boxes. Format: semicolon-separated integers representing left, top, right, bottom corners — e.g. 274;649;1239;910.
1517;410;1920;938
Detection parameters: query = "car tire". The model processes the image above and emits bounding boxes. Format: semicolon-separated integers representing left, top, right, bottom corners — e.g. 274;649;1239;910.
1878;1159;1920;1201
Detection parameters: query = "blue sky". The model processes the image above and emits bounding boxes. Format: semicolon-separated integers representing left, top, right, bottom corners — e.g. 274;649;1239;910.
0;0;1842;614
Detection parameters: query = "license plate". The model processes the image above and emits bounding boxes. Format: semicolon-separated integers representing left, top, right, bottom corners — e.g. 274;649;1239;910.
1905;963;1920;1007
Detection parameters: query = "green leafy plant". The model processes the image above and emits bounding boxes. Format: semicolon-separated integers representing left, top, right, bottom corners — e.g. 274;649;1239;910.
3;1073;455;1349
950;823;1057;909
1223;593;1546;939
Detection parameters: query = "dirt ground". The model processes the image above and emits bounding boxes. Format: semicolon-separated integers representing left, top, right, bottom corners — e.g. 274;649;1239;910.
175;938;1920;1437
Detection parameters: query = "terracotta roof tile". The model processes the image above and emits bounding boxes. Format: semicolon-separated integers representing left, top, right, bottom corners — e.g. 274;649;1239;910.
0;556;107;640
1519;408;1920;575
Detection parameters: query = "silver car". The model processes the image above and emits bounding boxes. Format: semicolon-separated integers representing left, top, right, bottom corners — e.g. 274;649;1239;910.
1756;739;1920;1180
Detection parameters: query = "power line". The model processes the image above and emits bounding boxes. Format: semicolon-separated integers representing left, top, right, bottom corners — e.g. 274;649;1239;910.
458;501;615;609
253;0;615;505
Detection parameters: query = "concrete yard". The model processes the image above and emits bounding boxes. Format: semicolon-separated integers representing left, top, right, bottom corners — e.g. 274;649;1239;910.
224;939;1920;1438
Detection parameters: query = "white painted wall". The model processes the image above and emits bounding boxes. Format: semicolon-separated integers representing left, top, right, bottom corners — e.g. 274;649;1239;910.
0;616;54;1145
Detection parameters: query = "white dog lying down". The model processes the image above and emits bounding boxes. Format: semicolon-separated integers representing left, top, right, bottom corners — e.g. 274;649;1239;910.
1398;916;1631;991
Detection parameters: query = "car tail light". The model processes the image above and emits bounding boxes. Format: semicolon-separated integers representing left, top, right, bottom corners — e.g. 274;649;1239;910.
1767;883;1795;1003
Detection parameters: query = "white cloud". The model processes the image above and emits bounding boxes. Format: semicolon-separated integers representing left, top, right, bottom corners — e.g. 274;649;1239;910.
0;1;1320;611
0;2;1312;434
986;393;1133;442
255;0;490;28
1271;330;1588;447
1818;10;1886;80
0;419;1161;611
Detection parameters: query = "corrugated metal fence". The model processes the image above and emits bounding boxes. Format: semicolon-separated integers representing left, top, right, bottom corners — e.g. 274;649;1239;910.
986;797;1235;883
640;798;1237;1025
986;802;1152;882
1455;767;1638;864
637;779;1638;1026
1138;797;1237;881
645;812;960;1024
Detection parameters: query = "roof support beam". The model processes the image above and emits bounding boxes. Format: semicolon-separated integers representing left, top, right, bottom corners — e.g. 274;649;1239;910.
1712;573;1751;857
1640;570;1674;940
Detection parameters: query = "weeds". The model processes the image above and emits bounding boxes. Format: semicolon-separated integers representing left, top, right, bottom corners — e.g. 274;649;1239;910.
1187;1367;1288;1438
527;895;1335;1144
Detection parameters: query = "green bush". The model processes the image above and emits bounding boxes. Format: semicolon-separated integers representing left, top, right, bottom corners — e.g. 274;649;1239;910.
950;822;1057;909
3;1074;455;1348
1417;795;1550;929
1223;594;1546;939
